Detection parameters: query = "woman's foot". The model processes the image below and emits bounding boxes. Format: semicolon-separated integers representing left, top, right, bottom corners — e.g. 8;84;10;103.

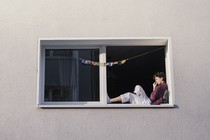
107;95;111;103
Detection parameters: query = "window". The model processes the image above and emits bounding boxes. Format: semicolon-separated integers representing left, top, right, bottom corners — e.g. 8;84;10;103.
107;46;166;99
37;38;175;108
44;49;99;102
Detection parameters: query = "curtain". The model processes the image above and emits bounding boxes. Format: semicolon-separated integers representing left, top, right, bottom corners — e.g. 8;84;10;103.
45;49;99;102
70;50;79;101
58;50;79;101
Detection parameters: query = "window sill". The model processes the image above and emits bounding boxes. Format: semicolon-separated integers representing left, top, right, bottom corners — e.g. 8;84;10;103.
38;104;175;109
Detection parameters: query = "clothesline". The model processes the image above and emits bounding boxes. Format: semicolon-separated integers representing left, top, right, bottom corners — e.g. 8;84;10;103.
80;47;164;67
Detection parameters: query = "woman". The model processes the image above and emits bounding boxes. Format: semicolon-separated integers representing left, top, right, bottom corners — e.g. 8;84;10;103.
107;72;168;105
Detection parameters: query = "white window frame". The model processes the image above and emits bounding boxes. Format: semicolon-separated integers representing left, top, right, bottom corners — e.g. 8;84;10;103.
37;37;175;108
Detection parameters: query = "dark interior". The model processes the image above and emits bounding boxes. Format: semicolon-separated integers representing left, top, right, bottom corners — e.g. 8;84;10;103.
106;46;166;98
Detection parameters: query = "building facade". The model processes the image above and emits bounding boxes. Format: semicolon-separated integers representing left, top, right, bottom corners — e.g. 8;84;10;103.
0;0;210;140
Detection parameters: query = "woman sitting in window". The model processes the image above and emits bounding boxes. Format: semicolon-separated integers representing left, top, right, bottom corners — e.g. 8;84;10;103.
107;72;168;105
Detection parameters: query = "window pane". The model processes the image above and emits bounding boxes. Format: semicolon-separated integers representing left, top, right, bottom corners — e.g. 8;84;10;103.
44;49;99;102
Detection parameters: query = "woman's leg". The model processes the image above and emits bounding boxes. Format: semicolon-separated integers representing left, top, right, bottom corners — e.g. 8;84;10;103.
110;92;132;103
133;85;151;104
110;96;122;103
133;85;148;98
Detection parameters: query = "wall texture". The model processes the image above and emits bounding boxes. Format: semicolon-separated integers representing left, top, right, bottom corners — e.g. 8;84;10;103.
0;0;210;140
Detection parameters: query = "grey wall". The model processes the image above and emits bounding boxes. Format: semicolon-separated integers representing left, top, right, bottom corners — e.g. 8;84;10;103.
0;0;210;140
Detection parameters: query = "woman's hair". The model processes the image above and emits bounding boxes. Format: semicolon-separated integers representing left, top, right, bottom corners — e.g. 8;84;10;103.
153;72;166;81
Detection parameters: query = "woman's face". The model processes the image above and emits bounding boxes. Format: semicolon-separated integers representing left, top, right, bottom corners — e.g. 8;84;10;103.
154;77;163;85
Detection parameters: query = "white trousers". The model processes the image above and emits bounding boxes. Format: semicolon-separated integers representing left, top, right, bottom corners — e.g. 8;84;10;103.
120;85;151;104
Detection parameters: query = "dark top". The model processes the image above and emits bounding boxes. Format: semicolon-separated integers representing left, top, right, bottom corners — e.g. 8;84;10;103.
150;83;168;105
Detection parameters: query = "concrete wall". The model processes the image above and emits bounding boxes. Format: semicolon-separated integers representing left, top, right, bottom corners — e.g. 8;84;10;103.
0;0;210;139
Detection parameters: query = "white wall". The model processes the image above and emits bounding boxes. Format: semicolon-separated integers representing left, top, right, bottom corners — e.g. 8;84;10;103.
0;0;210;139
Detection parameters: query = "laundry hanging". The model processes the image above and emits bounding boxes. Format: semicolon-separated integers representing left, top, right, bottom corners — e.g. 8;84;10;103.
80;58;127;67
80;47;164;67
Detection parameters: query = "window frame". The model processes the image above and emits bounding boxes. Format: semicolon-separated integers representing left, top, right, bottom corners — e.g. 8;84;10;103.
37;37;175;108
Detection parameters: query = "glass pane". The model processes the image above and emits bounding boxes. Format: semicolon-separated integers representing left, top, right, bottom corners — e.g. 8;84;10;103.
44;49;99;102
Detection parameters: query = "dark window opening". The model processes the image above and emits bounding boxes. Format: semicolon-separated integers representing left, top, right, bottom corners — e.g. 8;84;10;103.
44;49;100;102
107;46;166;98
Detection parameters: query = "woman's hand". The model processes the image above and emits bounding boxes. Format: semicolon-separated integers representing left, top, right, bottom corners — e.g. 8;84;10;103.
153;82;157;91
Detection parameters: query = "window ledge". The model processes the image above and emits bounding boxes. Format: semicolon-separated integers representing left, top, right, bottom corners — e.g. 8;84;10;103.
38;104;175;109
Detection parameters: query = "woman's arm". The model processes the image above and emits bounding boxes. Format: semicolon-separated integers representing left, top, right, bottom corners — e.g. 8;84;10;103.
150;84;161;101
152;82;157;91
